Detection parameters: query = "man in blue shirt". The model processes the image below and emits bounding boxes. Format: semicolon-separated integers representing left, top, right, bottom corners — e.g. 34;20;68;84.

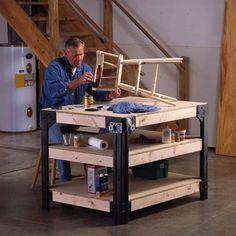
40;37;121;181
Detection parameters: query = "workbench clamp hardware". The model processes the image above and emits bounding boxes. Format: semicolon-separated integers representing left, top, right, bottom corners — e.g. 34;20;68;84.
127;117;136;132
197;104;208;121
106;116;136;133
108;122;123;133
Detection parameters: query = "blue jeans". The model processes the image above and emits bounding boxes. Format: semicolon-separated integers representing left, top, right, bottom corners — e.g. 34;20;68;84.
49;123;71;182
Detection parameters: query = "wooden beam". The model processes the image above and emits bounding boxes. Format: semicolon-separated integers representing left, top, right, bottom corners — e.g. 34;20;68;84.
48;0;60;57
178;56;189;130
179;56;189;101
0;0;52;67
216;0;236;156
103;0;113;52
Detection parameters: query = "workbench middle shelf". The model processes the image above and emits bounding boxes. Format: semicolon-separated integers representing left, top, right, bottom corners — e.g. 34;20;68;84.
49;136;202;168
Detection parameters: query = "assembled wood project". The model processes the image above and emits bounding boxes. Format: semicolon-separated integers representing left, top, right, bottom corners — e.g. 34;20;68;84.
41;96;208;225
93;51;183;106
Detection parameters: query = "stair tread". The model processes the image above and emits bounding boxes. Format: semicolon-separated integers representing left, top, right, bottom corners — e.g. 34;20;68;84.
31;16;79;21
85;47;105;53
17;1;65;5
18;1;49;5
61;31;92;37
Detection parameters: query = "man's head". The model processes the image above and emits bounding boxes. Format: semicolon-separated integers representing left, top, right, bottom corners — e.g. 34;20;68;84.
64;37;85;68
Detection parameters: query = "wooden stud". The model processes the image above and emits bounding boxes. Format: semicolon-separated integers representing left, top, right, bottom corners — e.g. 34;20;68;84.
104;0;113;52
152;64;159;95
48;0;60;57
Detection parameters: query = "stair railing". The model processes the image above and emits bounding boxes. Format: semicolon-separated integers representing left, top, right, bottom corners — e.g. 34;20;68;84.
65;0;188;101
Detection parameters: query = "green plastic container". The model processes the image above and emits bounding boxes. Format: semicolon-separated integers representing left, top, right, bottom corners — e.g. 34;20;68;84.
131;160;168;180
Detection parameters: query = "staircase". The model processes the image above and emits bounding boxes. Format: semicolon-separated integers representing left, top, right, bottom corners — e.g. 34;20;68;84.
0;0;189;118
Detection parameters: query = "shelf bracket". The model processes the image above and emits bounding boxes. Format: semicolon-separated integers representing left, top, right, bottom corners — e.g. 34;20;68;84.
196;104;208;200
41;110;56;209
106;116;136;134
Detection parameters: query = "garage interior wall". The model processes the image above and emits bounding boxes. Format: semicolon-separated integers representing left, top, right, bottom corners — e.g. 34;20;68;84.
75;0;225;147
0;0;225;147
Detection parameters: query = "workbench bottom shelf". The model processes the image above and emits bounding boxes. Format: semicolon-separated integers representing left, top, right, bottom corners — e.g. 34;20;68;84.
50;172;201;213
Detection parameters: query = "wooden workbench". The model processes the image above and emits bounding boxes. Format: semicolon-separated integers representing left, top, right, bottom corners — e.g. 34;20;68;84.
41;97;208;225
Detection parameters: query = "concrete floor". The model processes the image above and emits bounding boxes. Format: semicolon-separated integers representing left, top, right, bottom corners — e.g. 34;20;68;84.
0;130;236;236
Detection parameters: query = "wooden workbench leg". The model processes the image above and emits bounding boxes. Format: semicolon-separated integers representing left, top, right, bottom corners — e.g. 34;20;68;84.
112;131;130;225
197;105;208;200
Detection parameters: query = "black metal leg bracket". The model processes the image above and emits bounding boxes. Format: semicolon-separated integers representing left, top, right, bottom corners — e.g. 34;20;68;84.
41;110;56;209
197;104;208;200
106;116;135;225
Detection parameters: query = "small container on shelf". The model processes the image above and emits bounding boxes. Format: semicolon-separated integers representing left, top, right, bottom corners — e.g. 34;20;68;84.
161;126;171;144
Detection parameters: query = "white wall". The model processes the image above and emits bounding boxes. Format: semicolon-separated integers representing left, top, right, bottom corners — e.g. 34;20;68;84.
113;0;225;147
76;0;224;147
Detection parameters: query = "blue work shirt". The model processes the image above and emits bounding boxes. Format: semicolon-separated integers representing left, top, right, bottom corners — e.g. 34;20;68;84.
40;56;108;108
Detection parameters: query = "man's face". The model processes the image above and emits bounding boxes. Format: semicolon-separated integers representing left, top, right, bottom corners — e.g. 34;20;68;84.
64;44;84;68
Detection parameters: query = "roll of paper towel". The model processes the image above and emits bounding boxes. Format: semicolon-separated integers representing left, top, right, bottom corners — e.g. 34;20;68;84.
88;137;109;150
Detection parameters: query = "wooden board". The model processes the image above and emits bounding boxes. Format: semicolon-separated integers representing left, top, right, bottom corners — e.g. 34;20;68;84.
46;97;206;128
0;0;53;67
49;130;202;168
216;0;236;156
51;173;200;212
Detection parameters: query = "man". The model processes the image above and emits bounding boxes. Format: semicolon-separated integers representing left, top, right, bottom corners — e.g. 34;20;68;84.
40;37;121;181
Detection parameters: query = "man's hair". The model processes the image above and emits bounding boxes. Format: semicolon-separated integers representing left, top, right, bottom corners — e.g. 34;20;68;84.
65;37;85;49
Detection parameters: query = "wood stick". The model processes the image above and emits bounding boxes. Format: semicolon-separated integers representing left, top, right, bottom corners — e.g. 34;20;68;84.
152;64;159;95
97;50;120;58
104;61;117;68
135;62;142;95
122;58;183;65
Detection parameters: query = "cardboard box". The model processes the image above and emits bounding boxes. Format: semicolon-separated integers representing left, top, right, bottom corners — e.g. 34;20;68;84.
87;165;107;193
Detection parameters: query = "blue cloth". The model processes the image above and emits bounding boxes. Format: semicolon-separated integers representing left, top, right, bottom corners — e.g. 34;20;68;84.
107;102;160;114
40;57;109;182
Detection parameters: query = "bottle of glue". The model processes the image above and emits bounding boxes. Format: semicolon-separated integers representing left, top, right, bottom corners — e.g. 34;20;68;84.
162;126;171;144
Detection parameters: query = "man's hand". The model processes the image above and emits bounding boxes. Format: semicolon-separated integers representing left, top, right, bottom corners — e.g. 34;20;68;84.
68;72;93;90
107;88;121;100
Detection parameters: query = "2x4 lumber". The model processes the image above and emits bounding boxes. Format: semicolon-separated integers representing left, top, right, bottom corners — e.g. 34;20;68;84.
216;0;236;156
0;0;52;67
18;1;49;5
178;56;189;130
135;63;142;95
104;0;113;52
31;16;79;21
85;47;105;53
104;61;117;68
119;83;177;106
122;58;183;65
51;173;200;212
115;54;124;88
48;0;60;57
49;137;202;168
61;31;92;37
56;113;106;128
152;64;159;94
98;50;119;58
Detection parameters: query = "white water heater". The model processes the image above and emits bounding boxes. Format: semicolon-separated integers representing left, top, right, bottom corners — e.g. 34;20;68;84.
0;46;37;132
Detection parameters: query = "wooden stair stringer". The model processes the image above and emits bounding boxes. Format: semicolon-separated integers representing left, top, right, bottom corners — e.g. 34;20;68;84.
0;0;53;67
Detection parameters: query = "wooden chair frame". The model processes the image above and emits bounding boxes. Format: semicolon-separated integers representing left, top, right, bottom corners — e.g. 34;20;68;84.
93;50;183;106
